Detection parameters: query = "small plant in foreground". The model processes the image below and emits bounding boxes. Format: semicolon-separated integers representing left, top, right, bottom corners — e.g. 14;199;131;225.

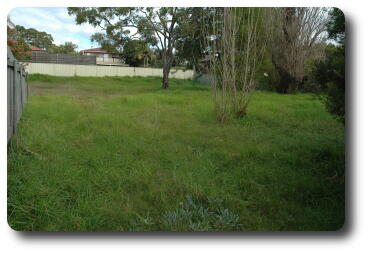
161;195;242;231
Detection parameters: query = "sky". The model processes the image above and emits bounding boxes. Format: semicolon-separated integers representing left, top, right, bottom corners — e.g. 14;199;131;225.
8;7;101;50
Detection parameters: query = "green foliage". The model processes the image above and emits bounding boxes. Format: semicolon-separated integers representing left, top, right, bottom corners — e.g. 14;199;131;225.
7;26;32;60
15;25;54;50
325;8;345;123
68;7;192;89
326;8;345;45
68;8;137;54
8;75;344;231
310;44;345;123
254;51;279;91
9;25;78;56
7;32;31;60
308;8;345;123
49;42;78;54
174;8;212;69
122;40;155;67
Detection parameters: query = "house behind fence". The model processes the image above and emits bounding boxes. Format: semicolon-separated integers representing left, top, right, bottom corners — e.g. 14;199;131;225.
80;47;126;66
8;47;28;142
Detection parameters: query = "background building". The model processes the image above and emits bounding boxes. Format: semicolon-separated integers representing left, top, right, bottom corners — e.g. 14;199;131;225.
80;48;126;66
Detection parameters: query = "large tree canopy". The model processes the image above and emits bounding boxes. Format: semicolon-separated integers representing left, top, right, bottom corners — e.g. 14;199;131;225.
7;23;31;60
15;25;54;50
68;7;190;89
174;8;208;70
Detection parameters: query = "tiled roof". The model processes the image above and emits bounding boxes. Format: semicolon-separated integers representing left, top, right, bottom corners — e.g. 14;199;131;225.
80;47;107;53
30;45;45;51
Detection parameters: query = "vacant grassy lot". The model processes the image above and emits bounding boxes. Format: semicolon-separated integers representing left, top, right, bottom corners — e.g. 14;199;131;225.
8;75;344;231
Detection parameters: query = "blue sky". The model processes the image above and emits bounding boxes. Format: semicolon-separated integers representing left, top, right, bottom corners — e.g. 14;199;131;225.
8;7;100;50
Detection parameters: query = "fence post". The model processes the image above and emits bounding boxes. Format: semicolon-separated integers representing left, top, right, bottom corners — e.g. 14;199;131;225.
20;67;23;111
26;72;29;103
12;62;17;136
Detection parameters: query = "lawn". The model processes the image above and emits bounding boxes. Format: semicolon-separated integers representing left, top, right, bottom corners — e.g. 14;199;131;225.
7;74;345;231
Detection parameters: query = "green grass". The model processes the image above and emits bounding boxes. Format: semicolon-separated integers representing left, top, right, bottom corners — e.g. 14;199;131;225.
7;74;345;231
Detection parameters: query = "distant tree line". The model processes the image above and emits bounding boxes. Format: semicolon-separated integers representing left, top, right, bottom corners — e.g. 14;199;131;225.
7;24;79;59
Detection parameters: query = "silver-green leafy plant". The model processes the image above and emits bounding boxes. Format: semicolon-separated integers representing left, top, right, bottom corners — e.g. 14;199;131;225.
161;195;242;231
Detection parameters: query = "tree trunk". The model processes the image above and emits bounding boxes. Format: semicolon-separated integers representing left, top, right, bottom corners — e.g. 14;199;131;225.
274;64;291;93
162;54;173;89
162;65;170;89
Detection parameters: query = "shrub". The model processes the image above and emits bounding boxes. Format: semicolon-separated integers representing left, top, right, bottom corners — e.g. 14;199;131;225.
309;44;345;123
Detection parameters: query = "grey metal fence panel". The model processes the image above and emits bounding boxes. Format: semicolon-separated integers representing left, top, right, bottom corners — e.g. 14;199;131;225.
7;47;28;142
23;52;96;65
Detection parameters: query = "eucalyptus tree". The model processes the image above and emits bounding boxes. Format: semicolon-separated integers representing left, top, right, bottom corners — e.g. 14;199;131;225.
15;25;54;50
68;7;189;89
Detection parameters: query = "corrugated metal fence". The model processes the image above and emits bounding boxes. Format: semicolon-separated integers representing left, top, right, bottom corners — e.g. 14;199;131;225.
7;47;28;142
23;52;96;65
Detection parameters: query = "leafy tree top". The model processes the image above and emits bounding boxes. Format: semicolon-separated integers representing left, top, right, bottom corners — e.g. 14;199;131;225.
326;8;345;45
15;25;54;50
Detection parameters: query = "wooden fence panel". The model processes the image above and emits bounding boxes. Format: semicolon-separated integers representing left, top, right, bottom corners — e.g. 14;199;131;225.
7;47;28;142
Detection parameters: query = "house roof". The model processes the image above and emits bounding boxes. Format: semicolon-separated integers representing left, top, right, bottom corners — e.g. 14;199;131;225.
80;47;108;54
8;39;44;53
30;45;46;51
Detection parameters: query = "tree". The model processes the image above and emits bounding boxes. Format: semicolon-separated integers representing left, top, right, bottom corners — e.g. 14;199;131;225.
326;8;345;45
174;8;230;72
312;44;344;122
311;8;345;123
266;8;329;93
203;7;266;122
49;42;78;54
7;24;31;60
174;8;208;70
15;25;54;50
7;37;32;60
68;7;190;89
122;40;154;67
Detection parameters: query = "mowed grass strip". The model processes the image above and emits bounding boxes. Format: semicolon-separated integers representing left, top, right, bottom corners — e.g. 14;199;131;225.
7;75;345;231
